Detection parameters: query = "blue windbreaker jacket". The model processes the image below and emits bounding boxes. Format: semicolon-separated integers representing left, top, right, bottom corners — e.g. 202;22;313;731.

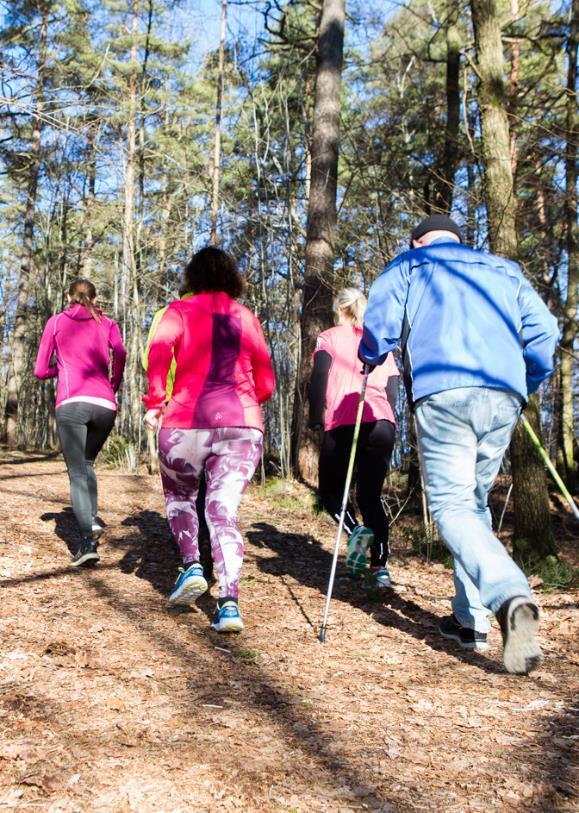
359;238;559;405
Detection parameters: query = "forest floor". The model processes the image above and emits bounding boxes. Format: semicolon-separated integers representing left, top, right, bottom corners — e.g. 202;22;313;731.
0;451;577;813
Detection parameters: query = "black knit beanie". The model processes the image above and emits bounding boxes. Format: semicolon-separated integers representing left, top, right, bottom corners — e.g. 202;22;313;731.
410;214;463;247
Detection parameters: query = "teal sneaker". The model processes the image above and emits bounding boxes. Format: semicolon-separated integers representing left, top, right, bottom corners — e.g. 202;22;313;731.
168;563;208;605
362;565;392;590
345;525;374;578
211;600;244;633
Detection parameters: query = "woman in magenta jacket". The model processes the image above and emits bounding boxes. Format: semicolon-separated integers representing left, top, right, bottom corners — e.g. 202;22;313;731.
144;247;275;633
35;279;126;567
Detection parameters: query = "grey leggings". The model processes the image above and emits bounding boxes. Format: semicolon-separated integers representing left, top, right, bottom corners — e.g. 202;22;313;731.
56;402;116;536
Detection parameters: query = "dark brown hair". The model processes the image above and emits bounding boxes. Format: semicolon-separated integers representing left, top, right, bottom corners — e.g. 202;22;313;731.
183;247;243;299
68;279;100;321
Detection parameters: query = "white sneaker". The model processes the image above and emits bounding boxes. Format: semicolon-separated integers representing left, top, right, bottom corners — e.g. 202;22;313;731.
496;596;542;675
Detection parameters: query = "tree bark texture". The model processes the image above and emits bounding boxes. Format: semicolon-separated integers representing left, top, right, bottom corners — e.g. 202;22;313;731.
470;0;554;556
120;0;139;445
508;0;520;174
121;0;138;315
292;0;346;482
470;0;517;256
4;11;47;448
511;397;556;560
210;0;227;245
81;124;97;277
558;0;578;489
432;5;460;213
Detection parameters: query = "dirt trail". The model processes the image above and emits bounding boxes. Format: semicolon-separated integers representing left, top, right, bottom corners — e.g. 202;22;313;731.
0;452;576;813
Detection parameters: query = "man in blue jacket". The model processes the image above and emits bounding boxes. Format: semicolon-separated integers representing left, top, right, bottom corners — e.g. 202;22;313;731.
360;214;559;675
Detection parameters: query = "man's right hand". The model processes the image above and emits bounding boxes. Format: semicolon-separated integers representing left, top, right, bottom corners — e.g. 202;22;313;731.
357;345;376;375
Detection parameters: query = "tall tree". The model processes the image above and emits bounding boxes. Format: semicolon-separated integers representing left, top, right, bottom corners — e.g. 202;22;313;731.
558;0;578;489
470;0;555;559
210;0;227;244
3;1;50;447
431;3;461;212
291;0;346;481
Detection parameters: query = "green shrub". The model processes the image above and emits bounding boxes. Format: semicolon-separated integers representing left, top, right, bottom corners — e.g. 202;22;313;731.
406;525;453;568
102;434;134;469
515;553;576;592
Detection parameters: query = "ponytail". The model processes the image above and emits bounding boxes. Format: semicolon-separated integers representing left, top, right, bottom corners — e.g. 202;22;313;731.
333;287;367;328
68;279;100;321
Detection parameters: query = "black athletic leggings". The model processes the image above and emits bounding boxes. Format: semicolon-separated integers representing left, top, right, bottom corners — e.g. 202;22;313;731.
318;420;395;567
56;402;116;537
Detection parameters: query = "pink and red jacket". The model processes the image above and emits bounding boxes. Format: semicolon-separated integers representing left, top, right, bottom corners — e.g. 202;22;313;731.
313;324;399;431
35;305;126;410
143;292;275;431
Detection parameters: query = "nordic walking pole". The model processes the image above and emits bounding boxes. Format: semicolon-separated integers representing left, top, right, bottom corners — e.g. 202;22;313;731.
519;413;579;521
319;367;370;643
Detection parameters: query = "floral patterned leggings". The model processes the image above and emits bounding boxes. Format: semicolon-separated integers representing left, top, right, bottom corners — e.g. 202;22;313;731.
158;426;263;599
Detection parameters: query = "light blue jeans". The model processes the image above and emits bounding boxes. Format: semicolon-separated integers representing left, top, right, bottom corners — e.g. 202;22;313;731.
415;387;532;632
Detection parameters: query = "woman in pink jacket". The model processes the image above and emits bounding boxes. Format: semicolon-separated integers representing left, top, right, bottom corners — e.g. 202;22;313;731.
144;247;275;633
309;288;399;589
35;279;126;567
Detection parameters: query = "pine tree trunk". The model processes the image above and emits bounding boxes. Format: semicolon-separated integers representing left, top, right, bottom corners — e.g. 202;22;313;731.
558;0;578;489
511;397;556;560
122;0;138;317
470;0;554;556
4;11;47;448
81;125;97;277
432;4;460;212
120;0;139;446
470;0;517;256
508;0;520;174
210;0;227;245
291;0;346;482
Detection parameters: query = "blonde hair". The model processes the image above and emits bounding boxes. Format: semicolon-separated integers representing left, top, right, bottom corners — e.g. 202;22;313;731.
333;287;366;327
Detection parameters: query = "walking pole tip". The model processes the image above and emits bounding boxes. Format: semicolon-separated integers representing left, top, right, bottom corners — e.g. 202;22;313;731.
319;626;327;643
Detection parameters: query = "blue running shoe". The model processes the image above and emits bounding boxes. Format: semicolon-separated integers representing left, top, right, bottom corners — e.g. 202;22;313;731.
211;600;244;633
168;563;208;605
345;525;374;578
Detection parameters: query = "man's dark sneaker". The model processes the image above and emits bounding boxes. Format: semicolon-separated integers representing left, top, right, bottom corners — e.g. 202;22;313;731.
439;614;488;651
71;537;100;568
495;596;542;675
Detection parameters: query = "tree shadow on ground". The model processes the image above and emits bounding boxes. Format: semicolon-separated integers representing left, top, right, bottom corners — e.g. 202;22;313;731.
0;561;118;588
0;450;61;466
2;563;410;811
248;521;502;673
112;510;182;596
0;469;67;480
84;574;411;813
532;705;577;812
113;510;215;609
